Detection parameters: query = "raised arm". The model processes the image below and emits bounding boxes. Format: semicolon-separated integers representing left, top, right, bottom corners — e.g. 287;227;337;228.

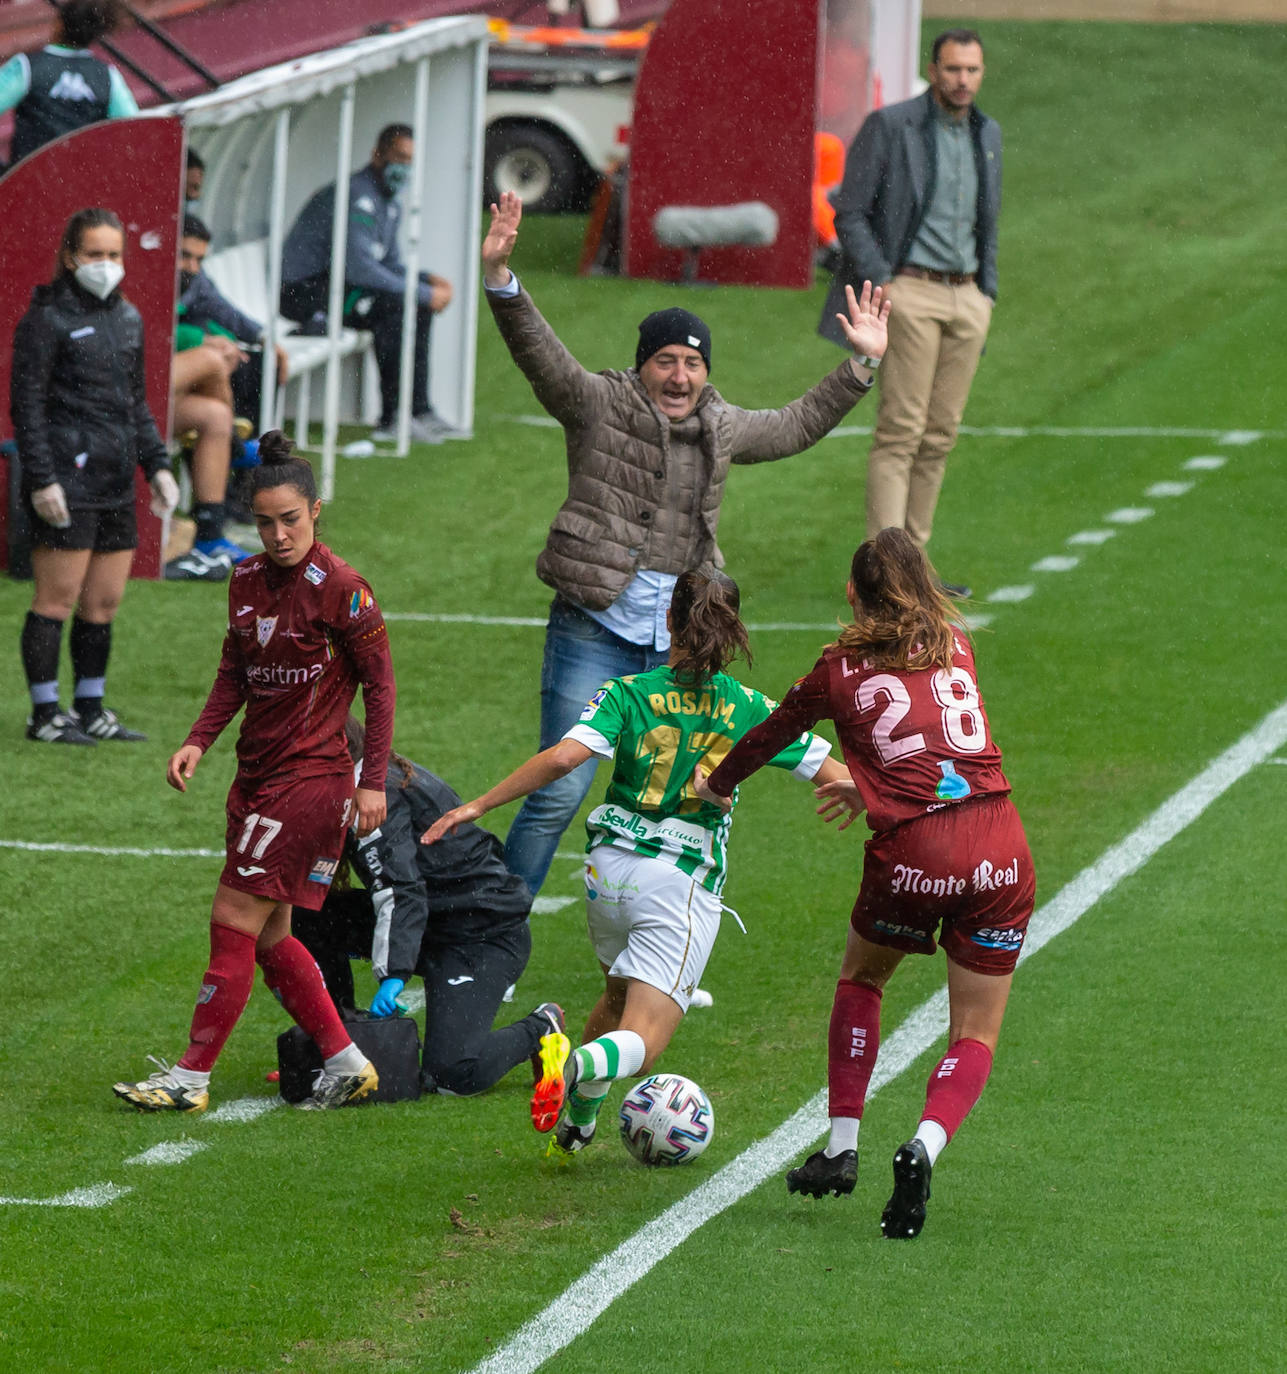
420;739;592;844
726;280;891;463
481;189;522;289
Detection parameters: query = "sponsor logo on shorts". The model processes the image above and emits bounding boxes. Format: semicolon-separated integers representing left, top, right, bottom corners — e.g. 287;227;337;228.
972;858;1022;892
579;687;608;720
308;857;338;885
196;982;217;1004
304;562;326;585
970;926;1024;951
236;864;267;877
256;616;277;646
873;919;931;942
446;975;474;986
349;587;376;618
892;865;966;897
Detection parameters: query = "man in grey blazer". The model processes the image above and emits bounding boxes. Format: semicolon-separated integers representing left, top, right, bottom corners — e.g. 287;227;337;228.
820;29;1000;591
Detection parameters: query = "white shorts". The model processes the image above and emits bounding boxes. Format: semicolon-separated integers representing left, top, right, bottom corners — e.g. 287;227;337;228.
584;846;721;1013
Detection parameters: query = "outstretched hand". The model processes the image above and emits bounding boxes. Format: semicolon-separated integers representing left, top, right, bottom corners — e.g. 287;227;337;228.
836;280;891;363
421;799;486;845
814;777;864;831
482;190;522;287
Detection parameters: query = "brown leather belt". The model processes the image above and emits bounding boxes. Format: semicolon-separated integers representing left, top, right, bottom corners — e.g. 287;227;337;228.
898;265;975;285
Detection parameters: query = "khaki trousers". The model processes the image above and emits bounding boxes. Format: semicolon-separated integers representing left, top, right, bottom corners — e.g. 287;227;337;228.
865;274;993;546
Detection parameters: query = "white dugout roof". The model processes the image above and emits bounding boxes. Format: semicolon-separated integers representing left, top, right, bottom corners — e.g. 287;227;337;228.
155;16;490;493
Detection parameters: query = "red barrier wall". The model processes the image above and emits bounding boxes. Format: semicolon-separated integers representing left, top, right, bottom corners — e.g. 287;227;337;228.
624;0;822;288
0;116;182;578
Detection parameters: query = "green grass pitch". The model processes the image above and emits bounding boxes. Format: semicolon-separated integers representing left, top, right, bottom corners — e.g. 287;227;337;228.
1;19;1285;1373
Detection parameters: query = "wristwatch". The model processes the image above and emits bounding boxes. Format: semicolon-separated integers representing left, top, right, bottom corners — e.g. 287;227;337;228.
854;354;881;371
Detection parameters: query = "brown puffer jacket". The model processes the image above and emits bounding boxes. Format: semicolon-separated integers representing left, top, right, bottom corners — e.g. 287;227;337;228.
490;286;872;611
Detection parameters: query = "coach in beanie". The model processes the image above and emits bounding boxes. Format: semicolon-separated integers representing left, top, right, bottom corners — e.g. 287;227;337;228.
635;307;712;374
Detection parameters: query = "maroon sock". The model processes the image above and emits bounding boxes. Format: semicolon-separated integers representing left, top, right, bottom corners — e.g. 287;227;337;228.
179;922;257;1073
921;1037;994;1141
257;935;352;1061
827;978;882;1120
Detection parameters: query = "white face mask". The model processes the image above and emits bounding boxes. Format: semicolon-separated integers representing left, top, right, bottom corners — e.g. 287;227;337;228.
74;258;125;300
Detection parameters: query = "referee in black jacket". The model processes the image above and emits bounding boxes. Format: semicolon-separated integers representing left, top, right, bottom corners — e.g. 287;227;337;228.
293;718;564;1096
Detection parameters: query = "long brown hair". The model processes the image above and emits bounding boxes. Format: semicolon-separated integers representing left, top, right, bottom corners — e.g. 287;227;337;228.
831;528;958;671
669;569;751;685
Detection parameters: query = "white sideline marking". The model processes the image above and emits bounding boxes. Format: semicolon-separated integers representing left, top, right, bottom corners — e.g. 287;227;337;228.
1067;530;1116;546
0;839;223;858
0;1183;132;1209
532;895;578;915
383;613;836;632
204;1097;281;1125
124;1139;208;1167
986;584;1035;603
469;694;1287;1374
1145;481;1194;498
1106;507;1154;524
1184;456;1226;470
1030;556;1079;573
816;423;1280;442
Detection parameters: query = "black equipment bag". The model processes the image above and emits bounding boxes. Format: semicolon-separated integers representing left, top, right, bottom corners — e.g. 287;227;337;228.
276;1012;421;1104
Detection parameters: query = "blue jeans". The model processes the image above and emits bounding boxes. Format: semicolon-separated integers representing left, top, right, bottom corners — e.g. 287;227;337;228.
504;596;668;896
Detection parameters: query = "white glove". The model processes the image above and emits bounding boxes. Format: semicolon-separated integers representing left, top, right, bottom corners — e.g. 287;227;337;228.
31;482;71;529
149;469;180;518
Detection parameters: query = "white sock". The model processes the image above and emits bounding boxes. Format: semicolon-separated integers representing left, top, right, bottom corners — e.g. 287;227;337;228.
825;1117;860;1156
914;1119;949;1166
572;1030;646;1084
170;1064;210;1089
324;1042;368;1075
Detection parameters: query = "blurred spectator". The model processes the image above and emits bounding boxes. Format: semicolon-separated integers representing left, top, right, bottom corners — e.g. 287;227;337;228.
280;122;454;445
185;147;204;206
178;214;287;430
0;0;138;169
171;318;253;569
292;716;563;1097
11;207;175;745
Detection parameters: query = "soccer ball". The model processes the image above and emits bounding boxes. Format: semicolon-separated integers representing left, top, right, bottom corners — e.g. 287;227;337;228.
618;1073;714;1166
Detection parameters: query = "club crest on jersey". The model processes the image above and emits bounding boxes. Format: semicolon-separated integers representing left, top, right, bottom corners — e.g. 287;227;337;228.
579;688;608;720
349;587;375;618
304;562;326;585
256;616;278;646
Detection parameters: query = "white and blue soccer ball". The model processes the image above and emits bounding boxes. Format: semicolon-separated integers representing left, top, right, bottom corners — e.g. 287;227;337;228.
618;1073;714;1166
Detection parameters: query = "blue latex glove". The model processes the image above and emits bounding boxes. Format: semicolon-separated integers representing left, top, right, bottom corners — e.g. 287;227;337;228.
370;977;406;1018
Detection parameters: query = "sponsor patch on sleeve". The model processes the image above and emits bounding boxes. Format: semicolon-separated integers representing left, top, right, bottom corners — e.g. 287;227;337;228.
349;587;376;619
304;562;326;585
579;687;608;720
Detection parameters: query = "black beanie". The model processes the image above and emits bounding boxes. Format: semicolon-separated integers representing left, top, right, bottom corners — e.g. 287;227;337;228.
635;307;712;373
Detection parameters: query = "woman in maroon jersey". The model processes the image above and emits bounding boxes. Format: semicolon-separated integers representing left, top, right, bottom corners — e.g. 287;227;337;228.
695;527;1034;1239
113;431;397;1114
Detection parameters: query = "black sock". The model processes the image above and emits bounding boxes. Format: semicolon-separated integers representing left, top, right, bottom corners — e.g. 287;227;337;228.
70;617;112;718
194;502;225;544
21;611;64;717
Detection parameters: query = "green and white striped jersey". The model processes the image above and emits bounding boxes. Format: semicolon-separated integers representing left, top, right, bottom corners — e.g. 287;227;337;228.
564;665;831;893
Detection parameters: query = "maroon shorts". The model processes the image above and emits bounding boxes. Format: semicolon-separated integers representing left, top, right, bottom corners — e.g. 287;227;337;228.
852;795;1035;975
220;771;354;910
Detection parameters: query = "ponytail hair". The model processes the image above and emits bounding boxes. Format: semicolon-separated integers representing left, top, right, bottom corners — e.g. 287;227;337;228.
832;527;958;671
669;568;751;685
247;430;318;505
